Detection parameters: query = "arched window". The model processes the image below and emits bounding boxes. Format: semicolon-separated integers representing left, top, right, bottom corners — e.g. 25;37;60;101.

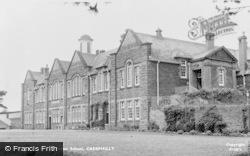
126;61;133;87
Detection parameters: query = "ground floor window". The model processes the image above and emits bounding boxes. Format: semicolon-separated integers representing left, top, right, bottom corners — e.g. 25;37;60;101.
134;100;140;120
127;101;133;120
99;108;103;120
120;101;125;121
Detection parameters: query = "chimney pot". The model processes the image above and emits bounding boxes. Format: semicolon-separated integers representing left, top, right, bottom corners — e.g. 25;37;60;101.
205;32;215;50
96;50;100;55
156;28;163;38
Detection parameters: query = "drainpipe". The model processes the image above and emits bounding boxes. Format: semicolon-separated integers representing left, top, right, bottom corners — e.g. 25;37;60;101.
108;71;111;127
157;61;160;105
188;63;191;91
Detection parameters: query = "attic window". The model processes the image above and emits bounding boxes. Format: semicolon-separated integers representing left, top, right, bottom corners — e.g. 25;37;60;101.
180;59;187;78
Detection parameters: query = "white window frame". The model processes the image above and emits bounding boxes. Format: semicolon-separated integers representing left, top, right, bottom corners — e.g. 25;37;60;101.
134;66;140;86
99;107;103;120
82;77;85;95
93;76;97;93
134;100;140;120
127;61;133;87
61;82;64;99
180;59;187;78
218;68;225;86
49;86;52;101
79;77;82;96
67;81;71;98
104;72;109;91
120;70;125;88
120;101;125;121
99;73;103;92
127;101;133;121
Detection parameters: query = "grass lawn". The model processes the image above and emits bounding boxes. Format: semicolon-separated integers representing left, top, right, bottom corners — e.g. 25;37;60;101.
0;129;249;156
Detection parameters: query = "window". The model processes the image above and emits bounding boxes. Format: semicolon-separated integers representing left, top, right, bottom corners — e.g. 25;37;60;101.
61;82;64;99
127;101;133;120
127;62;132;87
67;81;71;98
72;78;75;97
218;68;225;86
120;101;125;121
78;106;81;122
72;107;75;123
99;73;103;92
49;86;52;101
27;89;30;103
36;111;38;124
134;100;140;120
43;87;45;102
57;109;60;123
68;107;71;123
98;74;102;92
39;111;42;123
99;108;103;120
79;78;82;96
180;59;187;78
75;76;78;96
29;112;32;124
93;77;97;93
42;110;45;123
82;106;86;122
134;66;140;86
104;72;109;91
82;78;85;95
120;70;125;88
58;82;61;99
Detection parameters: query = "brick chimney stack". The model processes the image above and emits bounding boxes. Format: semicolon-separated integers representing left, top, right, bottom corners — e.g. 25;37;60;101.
44;64;49;76
238;32;248;73
205;32;215;50
156;28;163;38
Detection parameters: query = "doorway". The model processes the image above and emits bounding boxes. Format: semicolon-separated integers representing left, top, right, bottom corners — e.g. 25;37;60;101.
48;117;51;129
194;69;202;89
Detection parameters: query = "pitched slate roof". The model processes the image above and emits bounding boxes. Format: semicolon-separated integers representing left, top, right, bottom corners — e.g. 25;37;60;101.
92;48;117;69
60;60;70;72
30;71;46;85
135;32;207;61
80;53;96;66
132;30;241;63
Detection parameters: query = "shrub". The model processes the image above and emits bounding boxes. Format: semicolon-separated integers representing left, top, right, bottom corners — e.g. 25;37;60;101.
196;122;205;132
77;123;89;130
177;130;184;134
198;106;225;133
184;121;195;132
205;130;212;135
164;105;195;132
222;129;231;136
91;119;105;128
231;151;250;156
176;121;185;131
131;124;139;130
190;130;198;135
215;121;227;133
148;121;159;131
123;124;131;131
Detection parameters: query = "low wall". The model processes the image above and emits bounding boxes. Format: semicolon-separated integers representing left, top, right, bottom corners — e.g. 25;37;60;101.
149;94;246;131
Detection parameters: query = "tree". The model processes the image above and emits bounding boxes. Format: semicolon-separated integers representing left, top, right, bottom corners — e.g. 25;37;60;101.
213;0;250;15
64;1;112;14
0;91;7;109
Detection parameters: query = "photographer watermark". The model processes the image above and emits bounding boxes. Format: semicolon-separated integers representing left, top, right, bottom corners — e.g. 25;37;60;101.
64;146;115;151
0;142;63;156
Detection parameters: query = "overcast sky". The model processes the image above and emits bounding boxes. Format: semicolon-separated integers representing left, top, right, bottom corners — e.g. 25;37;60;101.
0;0;250;111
